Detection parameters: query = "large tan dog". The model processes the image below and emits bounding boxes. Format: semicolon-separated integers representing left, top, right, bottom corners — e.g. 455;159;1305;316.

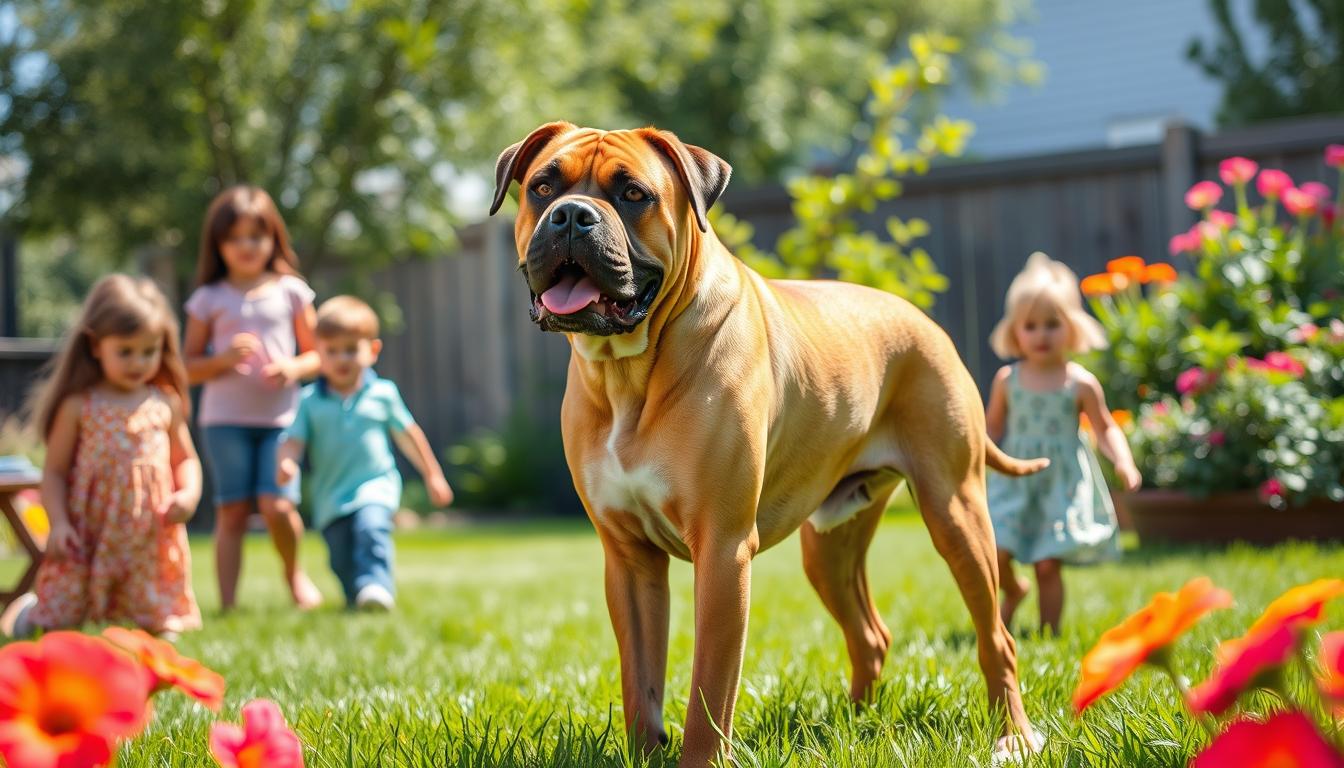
490;122;1044;765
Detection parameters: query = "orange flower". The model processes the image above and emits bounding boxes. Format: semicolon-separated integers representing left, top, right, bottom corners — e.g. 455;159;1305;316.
210;699;304;768
0;632;152;768
1110;410;1133;430
1074;577;1231;713
1318;631;1344;713
1248;579;1344;637
1081;273;1117;297
1187;624;1297;715
1141;263;1178;284
102;627;225;711
1106;255;1146;281
1191;711;1344;768
1079;412;1093;434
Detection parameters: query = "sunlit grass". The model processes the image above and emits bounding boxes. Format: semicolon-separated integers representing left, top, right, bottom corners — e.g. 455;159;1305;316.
98;507;1344;766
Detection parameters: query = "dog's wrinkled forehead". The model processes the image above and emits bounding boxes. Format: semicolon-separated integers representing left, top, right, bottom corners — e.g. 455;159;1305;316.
525;130;676;200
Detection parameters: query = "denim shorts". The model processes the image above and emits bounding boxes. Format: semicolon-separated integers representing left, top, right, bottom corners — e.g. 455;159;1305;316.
201;425;299;505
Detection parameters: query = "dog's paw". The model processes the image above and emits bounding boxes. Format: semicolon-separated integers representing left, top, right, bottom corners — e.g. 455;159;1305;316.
990;731;1045;766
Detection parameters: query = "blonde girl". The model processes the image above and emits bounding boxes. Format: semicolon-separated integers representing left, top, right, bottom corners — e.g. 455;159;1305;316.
986;252;1141;635
1;275;202;638
183;186;322;610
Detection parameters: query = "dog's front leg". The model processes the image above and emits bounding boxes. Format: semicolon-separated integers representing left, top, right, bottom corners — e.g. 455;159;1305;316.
601;532;672;755
680;537;757;767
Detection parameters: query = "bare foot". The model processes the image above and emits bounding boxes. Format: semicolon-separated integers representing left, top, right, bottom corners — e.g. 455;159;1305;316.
1000;575;1031;629
290;572;323;610
991;730;1046;766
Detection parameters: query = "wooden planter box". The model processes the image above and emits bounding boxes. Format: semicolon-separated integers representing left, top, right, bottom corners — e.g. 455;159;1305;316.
1123;489;1344;545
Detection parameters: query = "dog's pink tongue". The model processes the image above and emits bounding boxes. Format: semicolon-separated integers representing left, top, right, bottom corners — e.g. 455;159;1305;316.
541;274;601;315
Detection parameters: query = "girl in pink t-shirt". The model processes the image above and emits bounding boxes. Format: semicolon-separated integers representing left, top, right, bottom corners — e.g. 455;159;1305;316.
183;186;323;611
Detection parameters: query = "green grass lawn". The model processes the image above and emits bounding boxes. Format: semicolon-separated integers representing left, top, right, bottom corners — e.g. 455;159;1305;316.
104;507;1343;767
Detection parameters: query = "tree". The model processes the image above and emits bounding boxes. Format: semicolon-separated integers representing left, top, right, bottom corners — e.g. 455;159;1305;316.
1188;0;1344;126
0;0;1024;287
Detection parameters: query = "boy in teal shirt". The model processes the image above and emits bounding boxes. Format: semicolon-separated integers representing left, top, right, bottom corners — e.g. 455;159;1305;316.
277;296;452;610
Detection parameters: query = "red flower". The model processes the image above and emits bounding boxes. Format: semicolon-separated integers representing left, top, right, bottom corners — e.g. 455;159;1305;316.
1188;624;1297;715
1319;631;1344;712
1207;209;1237;230
210;699;304;768
1257;169;1294;199
1185;181;1223;211
1219;156;1259;186
1285;187;1322;218
1259;478;1285;503
102;628;225;711
1208;430;1226;447
1176;367;1212;396
1326;144;1344;169
0;632;152;768
1326;204;1338;227
1192;711;1344;768
1073;578;1231;713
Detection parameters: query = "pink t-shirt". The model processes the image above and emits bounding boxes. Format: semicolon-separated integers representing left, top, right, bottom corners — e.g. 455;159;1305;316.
185;274;316;428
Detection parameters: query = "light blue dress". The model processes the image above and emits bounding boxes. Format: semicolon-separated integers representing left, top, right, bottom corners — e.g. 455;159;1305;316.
987;366;1120;564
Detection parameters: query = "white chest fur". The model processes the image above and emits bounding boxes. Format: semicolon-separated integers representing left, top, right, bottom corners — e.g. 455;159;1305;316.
582;412;689;559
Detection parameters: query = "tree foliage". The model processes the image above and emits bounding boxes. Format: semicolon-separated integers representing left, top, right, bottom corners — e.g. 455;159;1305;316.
1188;0;1344;126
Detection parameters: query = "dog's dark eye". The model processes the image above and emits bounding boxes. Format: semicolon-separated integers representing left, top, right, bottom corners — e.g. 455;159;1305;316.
532;182;553;198
622;185;647;203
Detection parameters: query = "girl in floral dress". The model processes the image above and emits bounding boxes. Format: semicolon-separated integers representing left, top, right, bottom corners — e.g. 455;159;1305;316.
2;275;202;639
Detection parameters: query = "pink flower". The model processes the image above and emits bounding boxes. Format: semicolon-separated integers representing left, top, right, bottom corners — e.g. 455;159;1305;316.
1208;430;1226;447
1176;367;1212;395
1300;181;1333;203
1284;188;1320;218
1264;350;1305;376
210;700;304;768
1257;169;1293;199
1219;156;1259;186
1151;401;1169;416
1191;711;1344;768
1185;180;1223;211
1326;144;1344;169
1207;209;1236;230
1259;478;1285;503
1293;323;1320;343
1168;230;1197;255
1331;319;1344;343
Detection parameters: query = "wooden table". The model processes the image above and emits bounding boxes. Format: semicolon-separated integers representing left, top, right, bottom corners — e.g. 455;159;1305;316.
0;474;43;609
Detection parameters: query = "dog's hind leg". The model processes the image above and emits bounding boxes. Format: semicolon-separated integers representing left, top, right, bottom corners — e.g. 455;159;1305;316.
801;473;900;703
908;462;1039;749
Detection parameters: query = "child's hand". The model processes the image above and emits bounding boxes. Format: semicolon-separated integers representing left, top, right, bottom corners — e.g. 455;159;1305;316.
157;490;198;525
276;457;299;487
260;358;300;387
1116;461;1142;492
46;522;80;561
225;333;262;374
428;474;454;507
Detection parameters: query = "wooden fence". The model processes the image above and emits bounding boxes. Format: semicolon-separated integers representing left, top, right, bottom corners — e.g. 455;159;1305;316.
1;114;1340;513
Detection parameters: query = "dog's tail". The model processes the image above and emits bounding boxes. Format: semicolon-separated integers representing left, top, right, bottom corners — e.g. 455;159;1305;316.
985;439;1050;476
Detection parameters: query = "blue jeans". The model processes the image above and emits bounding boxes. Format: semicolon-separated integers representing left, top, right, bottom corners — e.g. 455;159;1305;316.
321;506;395;605
201;425;299;505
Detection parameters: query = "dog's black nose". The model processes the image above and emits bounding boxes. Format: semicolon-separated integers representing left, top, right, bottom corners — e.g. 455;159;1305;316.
548;200;600;239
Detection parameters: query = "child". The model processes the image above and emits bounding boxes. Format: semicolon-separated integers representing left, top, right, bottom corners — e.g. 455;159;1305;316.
1;275;202;639
183;186;323;611
276;296;452;610
985;252;1141;635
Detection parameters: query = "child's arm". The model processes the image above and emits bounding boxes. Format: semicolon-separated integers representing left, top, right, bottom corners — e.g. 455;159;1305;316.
262;304;321;386
391;424;454;508
157;397;203;524
275;437;305;488
985;366;1012;444
183;315;260;385
40;396;83;559
1076;369;1142;491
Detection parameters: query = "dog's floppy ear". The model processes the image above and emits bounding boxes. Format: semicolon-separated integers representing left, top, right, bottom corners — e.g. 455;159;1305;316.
489;121;577;216
641;129;731;233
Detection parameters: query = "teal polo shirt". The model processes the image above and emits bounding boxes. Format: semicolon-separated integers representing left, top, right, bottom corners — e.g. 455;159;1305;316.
286;371;415;530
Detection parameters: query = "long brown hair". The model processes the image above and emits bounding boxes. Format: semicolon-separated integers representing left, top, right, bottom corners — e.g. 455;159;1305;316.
193;185;302;287
31;275;190;437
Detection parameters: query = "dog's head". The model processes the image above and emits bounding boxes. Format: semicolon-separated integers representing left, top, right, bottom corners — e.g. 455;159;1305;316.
489;123;730;344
